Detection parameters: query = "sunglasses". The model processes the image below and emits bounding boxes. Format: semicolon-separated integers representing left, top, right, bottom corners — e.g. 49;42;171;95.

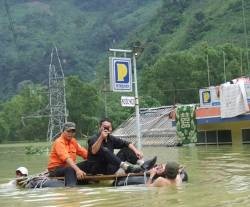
66;129;76;133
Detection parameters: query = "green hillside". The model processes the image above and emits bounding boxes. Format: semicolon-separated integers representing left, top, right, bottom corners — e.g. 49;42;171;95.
129;0;250;104
0;0;250;142
0;0;161;98
1;0;249;99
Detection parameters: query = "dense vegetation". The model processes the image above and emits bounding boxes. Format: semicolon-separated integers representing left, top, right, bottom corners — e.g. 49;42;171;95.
0;0;250;142
0;0;160;99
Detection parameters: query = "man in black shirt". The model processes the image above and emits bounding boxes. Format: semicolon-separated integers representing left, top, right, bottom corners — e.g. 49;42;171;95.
87;118;156;175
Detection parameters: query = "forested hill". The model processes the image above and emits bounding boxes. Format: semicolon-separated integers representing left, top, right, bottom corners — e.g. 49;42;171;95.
1;0;250;100
1;0;250;142
0;0;161;99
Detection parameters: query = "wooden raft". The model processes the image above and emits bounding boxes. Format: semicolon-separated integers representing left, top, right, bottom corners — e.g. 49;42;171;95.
16;172;149;188
82;172;146;181
53;172;147;181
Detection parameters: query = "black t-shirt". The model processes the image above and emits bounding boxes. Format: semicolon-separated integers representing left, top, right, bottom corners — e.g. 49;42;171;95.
88;133;130;162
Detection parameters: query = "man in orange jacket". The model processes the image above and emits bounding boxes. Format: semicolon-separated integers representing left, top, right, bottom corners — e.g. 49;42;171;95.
48;122;88;186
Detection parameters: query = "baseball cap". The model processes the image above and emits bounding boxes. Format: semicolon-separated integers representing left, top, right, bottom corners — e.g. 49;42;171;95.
63;122;76;131
16;166;28;176
165;161;179;179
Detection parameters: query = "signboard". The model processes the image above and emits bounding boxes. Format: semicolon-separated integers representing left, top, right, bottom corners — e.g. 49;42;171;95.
121;96;135;107
109;57;132;92
199;86;220;107
199;84;250;108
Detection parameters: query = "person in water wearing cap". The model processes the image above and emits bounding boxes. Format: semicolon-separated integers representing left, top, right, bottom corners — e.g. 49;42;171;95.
15;167;31;187
47;122;88;187
0;166;29;188
146;161;182;187
16;167;29;177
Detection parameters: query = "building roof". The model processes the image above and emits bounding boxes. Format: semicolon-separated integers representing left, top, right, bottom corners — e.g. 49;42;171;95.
113;106;178;146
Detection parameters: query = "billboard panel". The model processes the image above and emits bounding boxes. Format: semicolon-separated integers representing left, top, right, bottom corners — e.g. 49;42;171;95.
109;57;132;92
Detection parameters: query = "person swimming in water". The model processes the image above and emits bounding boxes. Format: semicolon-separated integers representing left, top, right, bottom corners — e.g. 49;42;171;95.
147;161;183;187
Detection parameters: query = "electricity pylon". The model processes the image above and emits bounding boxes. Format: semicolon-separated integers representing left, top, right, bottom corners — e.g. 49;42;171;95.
47;46;68;142
21;46;68;142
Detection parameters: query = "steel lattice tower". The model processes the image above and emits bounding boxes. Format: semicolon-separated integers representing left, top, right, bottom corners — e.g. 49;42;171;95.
47;46;68;142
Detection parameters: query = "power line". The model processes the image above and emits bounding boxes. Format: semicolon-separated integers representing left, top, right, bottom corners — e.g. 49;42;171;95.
4;0;18;48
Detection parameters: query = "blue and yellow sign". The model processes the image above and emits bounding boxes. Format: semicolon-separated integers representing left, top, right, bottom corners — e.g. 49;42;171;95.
199;87;220;107
202;90;211;104
110;57;132;92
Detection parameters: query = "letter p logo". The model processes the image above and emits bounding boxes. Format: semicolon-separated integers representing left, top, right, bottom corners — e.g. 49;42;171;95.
117;63;128;81
111;57;132;92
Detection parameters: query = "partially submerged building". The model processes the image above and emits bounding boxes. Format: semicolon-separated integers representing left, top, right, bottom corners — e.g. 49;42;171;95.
114;77;250;146
195;77;250;145
112;106;178;146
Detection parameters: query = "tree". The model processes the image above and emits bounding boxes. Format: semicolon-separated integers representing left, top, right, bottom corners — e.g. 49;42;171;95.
66;76;102;136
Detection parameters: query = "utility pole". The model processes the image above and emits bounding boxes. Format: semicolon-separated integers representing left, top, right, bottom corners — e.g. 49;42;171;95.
240;49;244;75
206;54;211;86
223;51;226;82
241;0;249;72
103;79;108;118
132;50;142;150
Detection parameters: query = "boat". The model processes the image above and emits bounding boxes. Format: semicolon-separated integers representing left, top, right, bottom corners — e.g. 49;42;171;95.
16;169;188;188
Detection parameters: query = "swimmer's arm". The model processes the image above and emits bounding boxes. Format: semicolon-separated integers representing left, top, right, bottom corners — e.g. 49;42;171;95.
147;177;167;187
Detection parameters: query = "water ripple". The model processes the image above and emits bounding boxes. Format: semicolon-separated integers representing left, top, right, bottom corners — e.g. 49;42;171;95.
1;146;250;207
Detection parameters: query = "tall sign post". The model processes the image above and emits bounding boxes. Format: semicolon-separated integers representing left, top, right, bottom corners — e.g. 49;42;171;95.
109;48;142;150
132;51;142;150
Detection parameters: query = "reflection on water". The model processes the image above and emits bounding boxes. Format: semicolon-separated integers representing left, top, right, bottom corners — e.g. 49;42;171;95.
1;145;250;207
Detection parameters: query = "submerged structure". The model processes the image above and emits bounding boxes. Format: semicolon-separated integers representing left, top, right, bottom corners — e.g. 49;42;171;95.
114;77;250;146
195;77;250;145
112;106;178;146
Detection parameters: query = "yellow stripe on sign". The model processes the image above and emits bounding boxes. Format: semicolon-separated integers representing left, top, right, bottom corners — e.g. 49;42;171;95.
117;63;128;81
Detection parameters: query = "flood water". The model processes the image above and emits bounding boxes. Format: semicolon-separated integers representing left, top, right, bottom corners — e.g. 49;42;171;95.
1;143;250;207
